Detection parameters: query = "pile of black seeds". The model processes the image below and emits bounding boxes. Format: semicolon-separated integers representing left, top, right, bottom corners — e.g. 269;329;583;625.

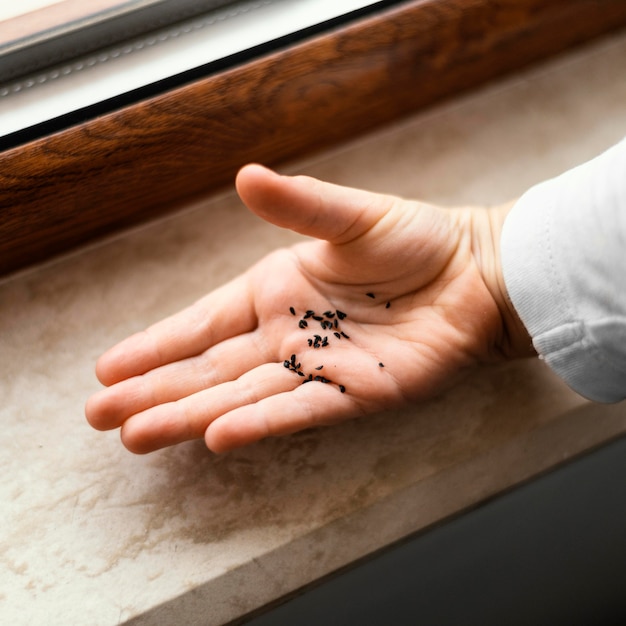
284;295;390;394
283;353;304;377
291;307;351;349
285;307;351;393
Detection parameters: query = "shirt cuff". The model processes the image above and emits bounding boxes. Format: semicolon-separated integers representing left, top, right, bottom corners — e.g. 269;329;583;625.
500;145;626;403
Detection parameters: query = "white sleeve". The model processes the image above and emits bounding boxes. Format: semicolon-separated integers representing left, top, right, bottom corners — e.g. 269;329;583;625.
501;139;626;403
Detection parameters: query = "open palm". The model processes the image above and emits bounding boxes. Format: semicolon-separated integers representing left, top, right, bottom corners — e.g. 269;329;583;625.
86;165;527;453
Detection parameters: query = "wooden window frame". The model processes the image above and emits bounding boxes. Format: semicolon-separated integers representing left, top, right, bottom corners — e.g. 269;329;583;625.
1;0;626;277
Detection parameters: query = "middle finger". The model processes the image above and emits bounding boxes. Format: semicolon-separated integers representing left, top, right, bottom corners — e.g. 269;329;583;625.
86;330;268;431
119;361;300;453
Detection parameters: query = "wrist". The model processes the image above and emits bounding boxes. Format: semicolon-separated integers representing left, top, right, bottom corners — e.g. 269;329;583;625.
486;202;537;359
458;202;536;360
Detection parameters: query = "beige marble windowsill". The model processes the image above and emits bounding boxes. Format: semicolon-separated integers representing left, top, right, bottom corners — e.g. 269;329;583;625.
2;30;626;626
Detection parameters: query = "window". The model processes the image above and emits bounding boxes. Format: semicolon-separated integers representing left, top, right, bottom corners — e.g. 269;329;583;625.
2;0;626;278
0;0;385;144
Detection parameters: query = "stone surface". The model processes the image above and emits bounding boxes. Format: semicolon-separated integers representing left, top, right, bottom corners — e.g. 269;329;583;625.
2;30;626;626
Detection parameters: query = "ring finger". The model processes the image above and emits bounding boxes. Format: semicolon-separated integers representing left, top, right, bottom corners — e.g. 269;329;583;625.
119;361;301;453
86;330;269;431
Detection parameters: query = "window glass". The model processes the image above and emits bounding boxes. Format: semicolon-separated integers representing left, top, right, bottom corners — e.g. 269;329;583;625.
0;1;66;21
0;1;239;83
0;0;387;145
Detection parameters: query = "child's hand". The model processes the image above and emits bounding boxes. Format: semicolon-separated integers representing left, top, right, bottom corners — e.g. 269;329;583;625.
85;165;532;453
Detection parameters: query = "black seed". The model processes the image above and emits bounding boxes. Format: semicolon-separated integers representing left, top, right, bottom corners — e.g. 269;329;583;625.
308;374;313;380
324;311;335;318
291;354;296;364
283;361;290;368
289;307;296;316
385;301;391;308
334;332;341;339
340;331;350;339
315;365;323;370
312;315;323;321
299;320;308;329
339;385;346;393
336;310;347;320
379;362;385;367
297;371;305;377
334;319;339;329
307;339;313;346
304;310;314;318
321;337;328;347
366;292;375;299
302;379;310;384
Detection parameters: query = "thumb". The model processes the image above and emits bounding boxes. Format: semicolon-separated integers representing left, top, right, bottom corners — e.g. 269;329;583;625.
235;164;392;244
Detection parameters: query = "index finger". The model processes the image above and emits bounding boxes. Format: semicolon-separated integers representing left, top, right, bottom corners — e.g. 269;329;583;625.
96;272;256;386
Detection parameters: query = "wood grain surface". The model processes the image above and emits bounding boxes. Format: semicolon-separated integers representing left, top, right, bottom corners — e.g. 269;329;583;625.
2;0;626;276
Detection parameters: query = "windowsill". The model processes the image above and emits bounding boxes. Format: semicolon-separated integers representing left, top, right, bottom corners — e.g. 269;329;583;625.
1;30;626;624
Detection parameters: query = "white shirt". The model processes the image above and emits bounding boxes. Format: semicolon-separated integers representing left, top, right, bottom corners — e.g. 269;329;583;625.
501;139;626;402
